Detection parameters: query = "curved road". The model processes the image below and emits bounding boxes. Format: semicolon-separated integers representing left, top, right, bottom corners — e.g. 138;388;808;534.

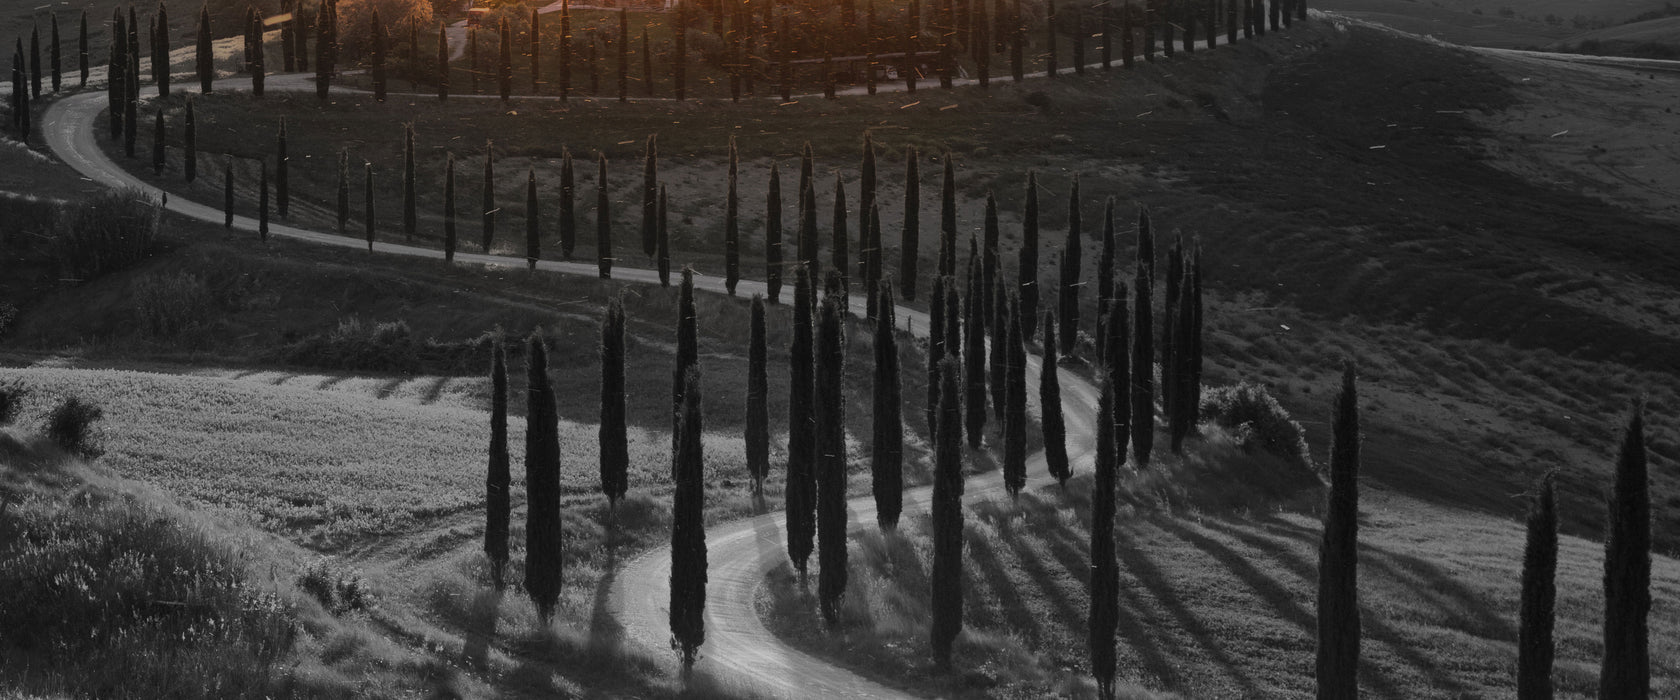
43;70;1106;700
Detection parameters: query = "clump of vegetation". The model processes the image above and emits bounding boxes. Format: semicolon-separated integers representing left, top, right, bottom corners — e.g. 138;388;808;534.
1200;382;1311;469
50;188;161;282
135;271;213;337
45;395;103;457
0;380;25;425
296;558;376;616
281;317;490;374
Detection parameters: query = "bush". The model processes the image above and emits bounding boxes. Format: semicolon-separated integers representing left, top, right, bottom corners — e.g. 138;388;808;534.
45;396;104;457
0;300;17;338
1200;382;1311;469
0;381;24;425
136;271;214;337
296;558;375;616
50;189;162;282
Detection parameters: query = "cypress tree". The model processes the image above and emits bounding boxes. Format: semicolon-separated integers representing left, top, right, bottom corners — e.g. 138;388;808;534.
485;340;511;589
1143;0;1156;59
498;17;511;101
786;265;817;576
258;163;269;240
1138;206;1155;278
929;355;965;668
1600;405;1651;699
531;9;540;92
616;8;627;101
314;0;332;98
1517;470;1557;700
527;167;541;270
30;25;40;99
364;161;375;251
865;205;884;317
975;0;990;88
815;295;849;623
560;148;576;258
746;294;770;493
1161;240;1182;420
1228;0;1239;43
779;13;791;101
832;175;849;309
657;185;670;286
223;155;233;228
600;297;629;506
469;25;479;93
865;0;878;95
964;250;988;448
938;156;957;278
183;98;196;183
988;270;1007;423
1101;3;1112;69
337;149;350;235
154;3;168;95
1003;293;1027;497
1170;251;1202;453
371;9;385;101
482;141;496;252
1107;287;1130;457
641;27;651;96
675;1;688;100
276;119;289;218
1183;0;1196;53
1162;0;1175;56
641;134;658;257
900;146;921;301
444;153;457;262
1096;197;1116;358
523;333;565;624
151;108;164;174
280;0;294;70
1189;245;1204;430
725;137;740;295
123;64;137;156
1019;171;1040;340
1010;0;1024;80
872;280;903;530
1131;261;1153;467
50;13;59;93
1089;374;1119;699
127;6;138;82
672;267;699;473
559;0;570;101
670;367;707;670
297;7;309;72
437;24;448;101
860;133;877;280
766;162;784;303
926;274;947;431
798;146;818;279
1060;175;1082;354
247;13;263;95
1315;364;1361;699
1046;0;1058;77
79;11;88;88
983;192;999;325
1041;311;1070;484
402;123;415;237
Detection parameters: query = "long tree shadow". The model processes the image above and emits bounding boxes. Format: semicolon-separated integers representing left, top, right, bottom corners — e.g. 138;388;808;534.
589;530;624;658
996;505;1089;651
962;514;1043;644
1197;515;1476;695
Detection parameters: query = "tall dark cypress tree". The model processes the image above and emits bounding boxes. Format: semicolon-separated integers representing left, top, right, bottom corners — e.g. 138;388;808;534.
224;155;234;228
1600;405;1651;699
798;146;819;279
1315;364;1361;699
1041;311;1070;484
746;294;770;493
79;11;88;88
1003;293;1027;497
183;98;196;182
365;161;375;251
865;205;884;317
641;135;658;257
929;355;965;668
258;162;269;240
641;27;651;97
337;149;350;234
872;280;903;530
49;13;59;93
1107;288;1130;458
674;0;688;100
370;9;384;101
30;25;40;99
154;3;168;95
938;156;957;278
527;167;541;270
314;0;332;99
560;148;576;258
832;175;849;309
530;9;541;92
900;146;921;301
274;119;289;218
766;162;784;303
670;367;707;670
786;266;817;576
1019;171;1040;340
123;64;137;156
983;192;1000;324
1131;261;1153;467
1517;470;1557;700
859;133;877;282
1010;0;1024;80
109;15;123;139
485;340;511;589
559;0;570;101
195;7;212;94
444;153;457;262
815;295;849;623
673;267;699;470
437;23;448;101
725;137;740;295
400;124;417;238
616;8;627;101
523;333;564;624
657;185;670;286
482;141;496;252
497;17;511;100
600;297;629;507
1060;175;1083;354
963;252;988;449
1161;239;1182;420
1096;197;1116;358
151;108;164;174
1045;0;1058;77
1089;375;1119;699
926;274;948;431
988;269;1007;424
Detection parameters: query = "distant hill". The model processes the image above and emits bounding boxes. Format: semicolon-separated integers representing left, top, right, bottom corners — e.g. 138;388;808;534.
1316;0;1674;47
1549;14;1680;57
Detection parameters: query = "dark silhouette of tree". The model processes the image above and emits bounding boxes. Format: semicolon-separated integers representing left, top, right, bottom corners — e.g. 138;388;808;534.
726;137;740;295
865;205;884;316
1096;197;1116;359
1162;239;1183;421
675;1;689;99
1089;375;1120;699
616;8;628;101
482;141;496;252
832;175;849;309
527;167;541;270
1042;311;1070;484
747;294;770;493
597;152;612;278
560;149;575;258
559;0;571;101
224;155;234;228
786;266;817;576
444;153;457;262
656;185;670;285
80;11;89;88
872;279;903;529
1106;289;1131;461
900;146;921;301
1315;364;1361;698
673;266;699;469
926;274;948;431
337;149;350;234
1003;292;1027;497
1601;404;1651;699
50;13;60;93
30;25;40;99
1518;470;1557;700
816;295;849;623
1020;171;1040;340
929;355;965;667
767;162;784;302
642;135;659;257
1131;260;1153;467
437;24;448;101
258;162;269;240
798;145;819;278
153;4;167;95
670;367;707;670
498;16;511;100
989;269;1007;424
485;339;511;589
364;162;374;251
964;250;988;448
183;98;196;182
983;192;1000;326
938;156;957;277
151;108;164;174
401;123;415;236
1060;174;1083;354
315;0;334;99
530;9;540;92
1046;0;1058;77
860;133;877;281
600;297;629;507
370;10;385;101
523;332;565;624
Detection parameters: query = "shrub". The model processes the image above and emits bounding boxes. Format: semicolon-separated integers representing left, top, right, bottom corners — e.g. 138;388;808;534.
0;380;24;425
1200;382;1311;469
135;271;213;337
296;558;375;616
280;317;490;374
45;396;103;457
0;300;16;338
50;188;161;282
